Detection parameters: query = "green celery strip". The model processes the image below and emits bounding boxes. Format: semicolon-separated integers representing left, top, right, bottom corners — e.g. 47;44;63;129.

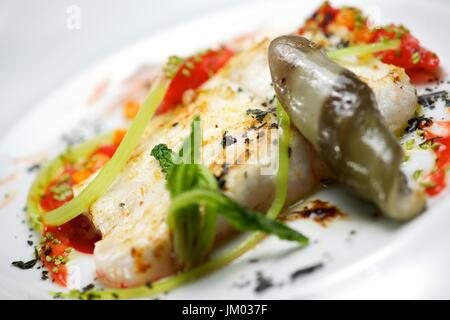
42;80;168;226
54;100;297;300
327;39;400;60
267;100;291;219
27;132;115;231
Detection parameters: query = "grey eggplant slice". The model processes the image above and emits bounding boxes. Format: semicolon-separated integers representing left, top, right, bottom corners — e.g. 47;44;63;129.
268;35;425;220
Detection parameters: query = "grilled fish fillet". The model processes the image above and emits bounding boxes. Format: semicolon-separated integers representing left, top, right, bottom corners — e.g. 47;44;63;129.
80;39;416;288
86;40;327;288
344;59;417;135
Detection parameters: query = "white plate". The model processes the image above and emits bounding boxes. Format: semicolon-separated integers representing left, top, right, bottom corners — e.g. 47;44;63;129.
1;0;449;299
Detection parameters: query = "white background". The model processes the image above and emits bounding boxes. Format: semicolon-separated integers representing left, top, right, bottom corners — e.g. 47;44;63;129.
0;0;255;137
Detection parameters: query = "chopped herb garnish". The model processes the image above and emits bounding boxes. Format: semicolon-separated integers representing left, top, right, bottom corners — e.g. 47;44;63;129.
404;139;415;150
185;61;194;70
404;115;432;133
418;91;449;109
41;270;49;280
27;163;42;173
420;180;436;188
254;271;273;293
151;144;177;175
82;283;95;293
413;169;422;180
181;68;191;77
291;263;324;280
246;109;269;122
11;258;38;270
411;51;421;64
431;142;441;150
163;55;184;79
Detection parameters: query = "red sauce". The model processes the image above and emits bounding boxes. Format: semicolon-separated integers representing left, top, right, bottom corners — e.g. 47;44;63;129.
38;132;124;286
45;215;101;254
423;121;450;196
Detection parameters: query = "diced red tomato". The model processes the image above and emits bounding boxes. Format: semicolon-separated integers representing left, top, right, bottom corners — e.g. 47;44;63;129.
156;47;234;115
423;122;450;196
40;168;75;212
297;2;440;74
40;235;70;287
298;1;339;34
371;25;439;72
92;144;119;158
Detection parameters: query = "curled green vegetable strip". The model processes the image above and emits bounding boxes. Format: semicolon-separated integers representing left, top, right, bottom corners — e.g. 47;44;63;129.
269;35;425;220
42;80;168;226
53;100;296;300
27;132;115;231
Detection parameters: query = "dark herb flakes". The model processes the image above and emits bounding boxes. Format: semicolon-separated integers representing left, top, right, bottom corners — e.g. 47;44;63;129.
247;109;268;122
215;163;229;190
222;132;237;148
232;280;251;289
11;258;38;270
253;122;267;131
41;270;49;281
418;90;449;109
254;271;273;293
404;115;433;133
81;283;96;293
290;263;324;281
269;95;276;104
27;163;41;173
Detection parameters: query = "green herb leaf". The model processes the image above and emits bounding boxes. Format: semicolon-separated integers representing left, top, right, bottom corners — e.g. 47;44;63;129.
246;109;269;122
169;189;309;245
150;144;176;175
412;51;421;64
163;55;184;79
